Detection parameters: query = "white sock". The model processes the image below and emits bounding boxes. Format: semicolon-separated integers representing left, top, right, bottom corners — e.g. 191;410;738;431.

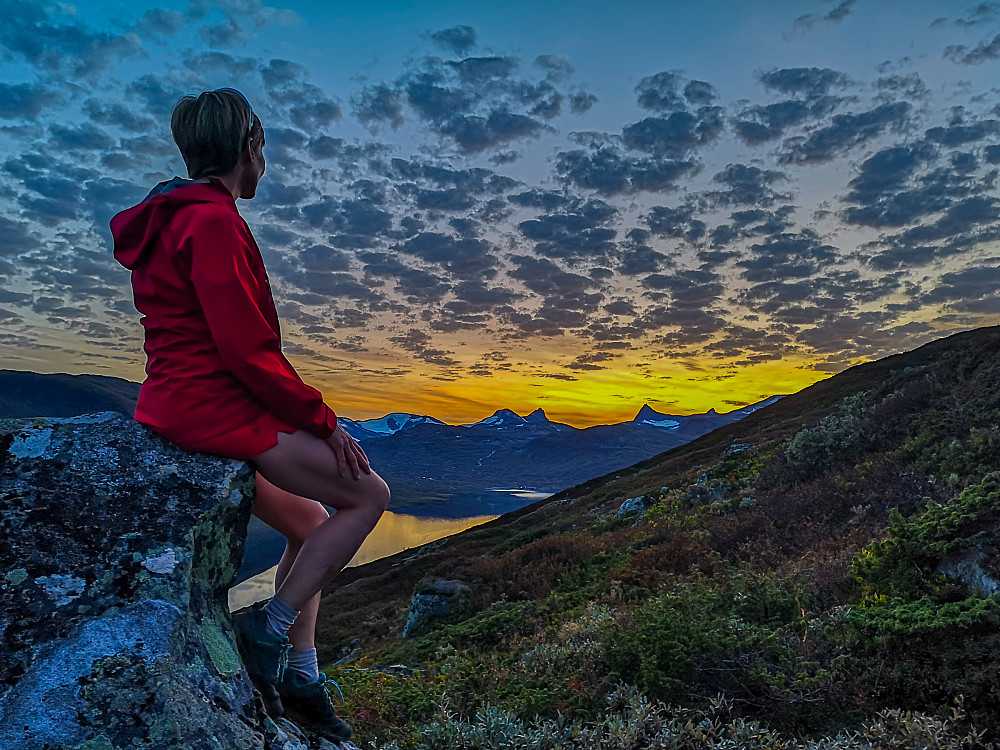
287;647;320;682
262;596;299;638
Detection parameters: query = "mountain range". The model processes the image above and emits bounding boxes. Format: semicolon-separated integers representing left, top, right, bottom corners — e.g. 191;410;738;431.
0;369;779;503
348;398;782;502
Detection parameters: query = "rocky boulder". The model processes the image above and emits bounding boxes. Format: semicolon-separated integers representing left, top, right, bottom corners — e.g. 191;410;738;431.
402;579;471;638
0;412;352;750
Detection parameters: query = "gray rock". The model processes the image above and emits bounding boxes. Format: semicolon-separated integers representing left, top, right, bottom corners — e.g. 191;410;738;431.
722;443;754;457
937;546;1000;598
403;579;471;637
0;412;347;749
616;496;651;517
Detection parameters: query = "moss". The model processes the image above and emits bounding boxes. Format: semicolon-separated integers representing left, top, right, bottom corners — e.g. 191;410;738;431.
200;617;242;675
5;568;28;585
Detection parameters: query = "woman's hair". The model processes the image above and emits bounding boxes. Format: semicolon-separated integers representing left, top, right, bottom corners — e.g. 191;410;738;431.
170;89;262;180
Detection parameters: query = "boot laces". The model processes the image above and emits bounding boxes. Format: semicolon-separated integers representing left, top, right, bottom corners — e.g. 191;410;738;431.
276;642;292;683
317;672;345;703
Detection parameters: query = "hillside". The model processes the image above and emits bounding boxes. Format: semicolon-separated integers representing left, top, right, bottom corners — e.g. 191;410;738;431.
0;370;140;419
313;326;1000;748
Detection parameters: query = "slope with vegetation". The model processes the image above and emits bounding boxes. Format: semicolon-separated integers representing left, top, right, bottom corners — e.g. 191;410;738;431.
316;326;1000;749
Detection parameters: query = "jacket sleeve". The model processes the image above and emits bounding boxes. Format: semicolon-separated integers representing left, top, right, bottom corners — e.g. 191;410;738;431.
184;209;338;439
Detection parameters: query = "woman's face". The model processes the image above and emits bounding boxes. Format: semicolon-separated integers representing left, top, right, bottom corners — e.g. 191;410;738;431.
240;129;266;199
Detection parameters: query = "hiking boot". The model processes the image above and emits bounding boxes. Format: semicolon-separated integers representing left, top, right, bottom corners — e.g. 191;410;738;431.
277;670;353;742
231;606;290;718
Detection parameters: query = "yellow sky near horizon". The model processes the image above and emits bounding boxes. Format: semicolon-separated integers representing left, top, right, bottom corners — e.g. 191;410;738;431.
1;330;839;427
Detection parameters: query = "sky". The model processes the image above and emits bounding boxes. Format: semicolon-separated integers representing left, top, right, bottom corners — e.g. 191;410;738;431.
2;0;1000;426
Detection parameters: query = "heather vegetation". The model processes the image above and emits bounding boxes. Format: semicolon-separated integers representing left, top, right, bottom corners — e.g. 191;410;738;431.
317;327;1000;748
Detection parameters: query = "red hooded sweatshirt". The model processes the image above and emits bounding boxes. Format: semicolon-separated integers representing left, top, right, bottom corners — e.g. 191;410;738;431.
111;177;337;458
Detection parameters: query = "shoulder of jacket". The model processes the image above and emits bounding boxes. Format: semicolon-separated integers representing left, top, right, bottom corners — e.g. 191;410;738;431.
173;203;251;242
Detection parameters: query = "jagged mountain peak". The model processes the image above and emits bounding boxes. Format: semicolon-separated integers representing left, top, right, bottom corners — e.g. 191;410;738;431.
634;403;670;421
475;409;527;427
524;408;550;423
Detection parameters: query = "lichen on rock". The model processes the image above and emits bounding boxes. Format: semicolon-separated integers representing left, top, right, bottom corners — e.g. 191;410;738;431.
0;412;351;749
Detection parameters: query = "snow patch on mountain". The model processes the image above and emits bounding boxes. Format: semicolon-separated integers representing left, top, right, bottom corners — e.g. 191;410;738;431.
353;412;445;435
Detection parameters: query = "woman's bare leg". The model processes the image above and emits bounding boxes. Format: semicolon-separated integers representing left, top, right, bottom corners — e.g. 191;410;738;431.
252;473;330;649
250;429;390;612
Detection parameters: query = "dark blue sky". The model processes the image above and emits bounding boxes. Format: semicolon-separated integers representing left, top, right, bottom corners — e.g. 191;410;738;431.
2;0;1000;424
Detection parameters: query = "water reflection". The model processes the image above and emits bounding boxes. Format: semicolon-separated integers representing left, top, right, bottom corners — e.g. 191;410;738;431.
228;490;548;611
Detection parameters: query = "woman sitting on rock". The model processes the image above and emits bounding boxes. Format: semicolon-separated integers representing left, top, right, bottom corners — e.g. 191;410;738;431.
110;87;390;742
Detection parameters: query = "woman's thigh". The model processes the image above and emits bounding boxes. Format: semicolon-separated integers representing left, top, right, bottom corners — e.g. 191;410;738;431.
250;429;390;514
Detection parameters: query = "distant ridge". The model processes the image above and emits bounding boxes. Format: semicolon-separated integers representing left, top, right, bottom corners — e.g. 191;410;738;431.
0;370;140;419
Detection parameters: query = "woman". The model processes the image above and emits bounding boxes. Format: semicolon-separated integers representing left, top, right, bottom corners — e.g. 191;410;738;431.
111;88;390;742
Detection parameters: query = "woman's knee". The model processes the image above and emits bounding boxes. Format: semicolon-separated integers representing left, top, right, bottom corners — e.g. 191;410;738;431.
343;473;390;519
373;477;391;515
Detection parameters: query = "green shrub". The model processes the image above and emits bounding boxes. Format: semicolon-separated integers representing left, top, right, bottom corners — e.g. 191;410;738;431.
404;686;994;750
601;571;824;708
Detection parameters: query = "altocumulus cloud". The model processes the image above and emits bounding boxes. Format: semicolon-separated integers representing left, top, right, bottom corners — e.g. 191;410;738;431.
1;3;1000;386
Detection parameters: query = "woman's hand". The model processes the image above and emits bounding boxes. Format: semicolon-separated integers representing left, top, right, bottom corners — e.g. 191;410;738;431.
324;424;372;480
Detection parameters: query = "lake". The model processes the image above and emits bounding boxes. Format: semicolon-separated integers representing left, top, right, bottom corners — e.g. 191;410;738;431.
228;489;549;611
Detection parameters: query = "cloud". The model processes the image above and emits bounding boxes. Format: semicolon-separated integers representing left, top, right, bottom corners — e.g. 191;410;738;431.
389;158;519;194
0;82;62;120
945;34;1000;64
396;232;499;278
0;216;41;257
875;73;930;100
933;3;1000;28
760;67;850;97
703;163;789;208
634;71;717;111
621;107;724;156
300;195;393;245
794;0;858;29
738;229;839;282
640;305;727;345
618;230;671;276
195;0;300;48
554;144;696;195
645;205;706;243
353;46;595;154
517;198;618;262
389;328;461;367
925;119;999;146
864;195;1000;269
566;351;617;371
780;102;911;164
642;268;725;309
428;25;477;55
794;310;904;356
702;323;793;362
352;84;406;131
183;50;261;79
449;281;522;310
360;252;450;303
134;8;187;37
1;2;144;81
840;141;949;227
83;98;155;134
508;189;571;211
508;255;603;316
709;206;796;247
733;67;849;145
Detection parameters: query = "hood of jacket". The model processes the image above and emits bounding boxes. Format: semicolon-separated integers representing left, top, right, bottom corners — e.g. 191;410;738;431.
111;177;236;270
